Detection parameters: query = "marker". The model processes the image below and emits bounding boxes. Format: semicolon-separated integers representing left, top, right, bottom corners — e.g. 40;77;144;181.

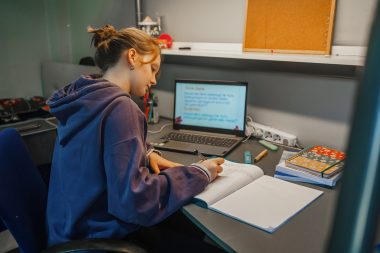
258;140;278;151
254;149;268;163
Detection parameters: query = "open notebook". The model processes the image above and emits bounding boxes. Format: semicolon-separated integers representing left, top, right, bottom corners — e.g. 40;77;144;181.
194;160;323;233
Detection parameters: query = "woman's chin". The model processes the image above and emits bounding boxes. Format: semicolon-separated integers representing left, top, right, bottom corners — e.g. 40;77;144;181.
130;88;145;97
137;90;146;97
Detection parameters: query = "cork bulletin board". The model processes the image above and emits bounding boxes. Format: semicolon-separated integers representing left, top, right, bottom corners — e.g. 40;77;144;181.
243;0;336;55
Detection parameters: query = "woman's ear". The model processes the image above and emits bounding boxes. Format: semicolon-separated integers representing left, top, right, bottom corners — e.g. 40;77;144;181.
126;48;137;70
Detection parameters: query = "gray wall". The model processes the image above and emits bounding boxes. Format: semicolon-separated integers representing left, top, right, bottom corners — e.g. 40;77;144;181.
0;0;50;98
0;0;136;98
64;0;136;64
144;0;377;46
44;0;136;64
142;0;376;150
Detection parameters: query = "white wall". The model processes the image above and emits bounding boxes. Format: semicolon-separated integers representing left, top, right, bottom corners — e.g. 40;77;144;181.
144;0;377;46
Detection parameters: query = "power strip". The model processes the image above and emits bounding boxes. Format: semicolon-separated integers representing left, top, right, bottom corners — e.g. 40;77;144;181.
245;121;298;147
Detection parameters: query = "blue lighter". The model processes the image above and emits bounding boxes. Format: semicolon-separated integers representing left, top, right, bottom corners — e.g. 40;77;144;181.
244;151;252;164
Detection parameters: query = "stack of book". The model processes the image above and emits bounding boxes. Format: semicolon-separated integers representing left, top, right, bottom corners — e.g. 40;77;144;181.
275;146;345;188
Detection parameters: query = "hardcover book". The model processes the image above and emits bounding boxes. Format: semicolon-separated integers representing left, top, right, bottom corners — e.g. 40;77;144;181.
285;146;345;178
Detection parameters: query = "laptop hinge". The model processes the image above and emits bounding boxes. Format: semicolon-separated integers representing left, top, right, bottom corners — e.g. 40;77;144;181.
178;129;241;139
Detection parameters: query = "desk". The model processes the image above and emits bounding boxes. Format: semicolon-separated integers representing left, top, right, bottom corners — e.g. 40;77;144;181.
147;119;339;253
1;117;339;252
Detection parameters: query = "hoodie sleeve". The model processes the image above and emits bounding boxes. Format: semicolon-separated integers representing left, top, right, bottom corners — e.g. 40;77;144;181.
145;142;161;162
103;98;209;227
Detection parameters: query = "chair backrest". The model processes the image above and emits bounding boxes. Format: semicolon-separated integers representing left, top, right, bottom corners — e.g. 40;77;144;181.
0;128;48;253
0;219;6;232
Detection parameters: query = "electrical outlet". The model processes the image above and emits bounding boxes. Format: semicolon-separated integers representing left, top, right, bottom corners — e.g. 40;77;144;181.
246;121;297;147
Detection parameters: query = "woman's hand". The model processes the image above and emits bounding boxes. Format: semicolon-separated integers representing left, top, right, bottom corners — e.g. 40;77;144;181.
200;158;224;181
149;152;183;174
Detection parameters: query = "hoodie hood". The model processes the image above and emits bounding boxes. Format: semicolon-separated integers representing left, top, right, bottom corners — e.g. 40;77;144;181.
47;74;129;145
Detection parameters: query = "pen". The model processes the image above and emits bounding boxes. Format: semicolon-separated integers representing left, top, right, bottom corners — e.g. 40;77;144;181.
254;149;268;163
195;149;207;161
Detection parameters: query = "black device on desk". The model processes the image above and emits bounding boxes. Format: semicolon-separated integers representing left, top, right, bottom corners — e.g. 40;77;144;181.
151;79;248;157
0;96;52;125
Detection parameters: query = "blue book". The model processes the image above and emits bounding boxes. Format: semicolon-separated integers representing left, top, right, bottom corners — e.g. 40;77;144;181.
275;161;342;188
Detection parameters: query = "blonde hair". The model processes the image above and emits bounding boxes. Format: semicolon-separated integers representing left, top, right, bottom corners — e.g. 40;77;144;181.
87;24;160;72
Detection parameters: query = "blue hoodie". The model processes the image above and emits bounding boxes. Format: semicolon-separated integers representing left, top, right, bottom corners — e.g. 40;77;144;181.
46;75;210;245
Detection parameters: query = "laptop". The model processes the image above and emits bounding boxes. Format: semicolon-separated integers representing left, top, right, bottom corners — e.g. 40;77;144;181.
152;79;248;157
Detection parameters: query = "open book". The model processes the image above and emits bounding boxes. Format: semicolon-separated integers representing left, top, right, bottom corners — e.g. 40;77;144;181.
194;160;323;233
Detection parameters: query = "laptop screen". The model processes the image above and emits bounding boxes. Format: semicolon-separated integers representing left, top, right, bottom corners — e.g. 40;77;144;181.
174;80;247;136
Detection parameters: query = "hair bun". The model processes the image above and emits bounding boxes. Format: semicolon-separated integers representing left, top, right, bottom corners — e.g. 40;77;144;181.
88;24;117;48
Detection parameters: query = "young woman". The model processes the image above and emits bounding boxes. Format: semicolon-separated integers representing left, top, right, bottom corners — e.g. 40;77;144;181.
46;25;224;251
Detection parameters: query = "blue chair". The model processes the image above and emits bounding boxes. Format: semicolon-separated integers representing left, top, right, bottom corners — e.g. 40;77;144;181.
0;220;6;232
0;128;146;253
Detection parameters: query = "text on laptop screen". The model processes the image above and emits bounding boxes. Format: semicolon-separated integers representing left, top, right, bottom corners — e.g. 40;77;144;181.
175;81;247;131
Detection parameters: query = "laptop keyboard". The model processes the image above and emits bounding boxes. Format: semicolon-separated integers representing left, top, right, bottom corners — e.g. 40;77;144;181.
161;132;238;148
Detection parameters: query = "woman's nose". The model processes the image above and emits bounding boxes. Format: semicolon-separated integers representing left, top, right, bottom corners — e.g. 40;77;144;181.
150;76;157;85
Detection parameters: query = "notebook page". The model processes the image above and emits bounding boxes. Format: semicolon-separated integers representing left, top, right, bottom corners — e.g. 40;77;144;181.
209;175;323;233
194;160;264;207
